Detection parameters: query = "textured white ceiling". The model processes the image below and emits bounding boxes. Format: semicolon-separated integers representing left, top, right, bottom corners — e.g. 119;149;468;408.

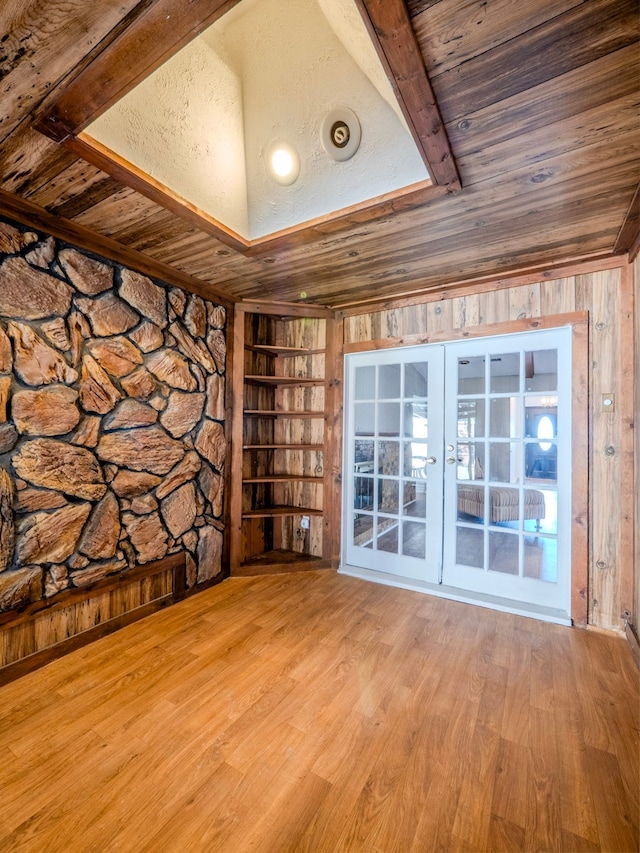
85;0;429;241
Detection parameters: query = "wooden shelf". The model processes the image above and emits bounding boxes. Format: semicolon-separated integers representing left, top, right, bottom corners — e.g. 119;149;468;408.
244;375;324;387
243;475;323;483
243;443;324;451
245;344;325;357
232;550;331;576
242;506;323;519
244;410;325;418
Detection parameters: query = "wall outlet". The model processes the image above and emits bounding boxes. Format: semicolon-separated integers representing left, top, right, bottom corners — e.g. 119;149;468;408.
300;516;310;529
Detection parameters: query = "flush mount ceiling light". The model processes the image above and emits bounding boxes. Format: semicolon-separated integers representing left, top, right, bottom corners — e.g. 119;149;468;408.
267;141;300;185
321;107;361;161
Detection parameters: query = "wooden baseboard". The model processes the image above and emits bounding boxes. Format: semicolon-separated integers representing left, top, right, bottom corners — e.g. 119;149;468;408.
625;621;640;669
0;554;224;686
0;597;173;687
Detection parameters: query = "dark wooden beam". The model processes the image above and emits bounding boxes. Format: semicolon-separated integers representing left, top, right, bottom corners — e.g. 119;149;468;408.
613;182;640;261
353;0;461;190
69;135;250;254
0;188;235;306
34;0;242;141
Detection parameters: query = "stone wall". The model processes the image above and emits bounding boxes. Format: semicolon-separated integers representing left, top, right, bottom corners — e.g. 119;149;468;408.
0;217;227;613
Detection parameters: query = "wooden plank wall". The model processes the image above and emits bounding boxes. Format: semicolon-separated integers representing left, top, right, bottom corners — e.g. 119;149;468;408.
340;260;635;632
635;253;640;647
0;554;187;684
279;317;326;558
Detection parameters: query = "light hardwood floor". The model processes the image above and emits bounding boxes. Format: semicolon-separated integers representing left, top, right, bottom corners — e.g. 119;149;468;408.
0;571;638;852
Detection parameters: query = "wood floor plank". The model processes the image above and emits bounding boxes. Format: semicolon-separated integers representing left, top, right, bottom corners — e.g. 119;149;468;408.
0;571;637;853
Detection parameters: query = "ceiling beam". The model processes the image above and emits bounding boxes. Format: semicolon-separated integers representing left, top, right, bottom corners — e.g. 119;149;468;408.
353;0;461;191
34;0;242;142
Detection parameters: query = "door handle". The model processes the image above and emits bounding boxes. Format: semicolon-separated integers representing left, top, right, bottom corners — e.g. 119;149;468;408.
446;457;456;465
426;456;437;465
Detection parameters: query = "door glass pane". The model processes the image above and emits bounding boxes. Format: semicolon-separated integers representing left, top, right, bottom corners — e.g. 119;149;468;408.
489;485;520;527
403;481;426;518
378;402;400;436
490;352;519;392
489;442;520;484
405;362;428;397
457;442;485;480
524;535;557;582
404;440;429;477
488;530;519;575
355;366;375;399
490;397;520;437
457;399;485;437
456;526;484;568
404;401;429;437
524;396;558;436
377;518;398;553
458;355;485;394
525;442;557;482
353;477;373;510
353;512;373;546
457;484;485;524
524;349;557;392
378;441;399;476
523;488;556;534
354;402;374;435
379;364;401;398
378;479;399;514
403;521;425;558
354;439;374;473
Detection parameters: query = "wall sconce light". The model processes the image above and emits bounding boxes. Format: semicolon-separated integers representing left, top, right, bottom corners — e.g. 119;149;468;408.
267;142;300;185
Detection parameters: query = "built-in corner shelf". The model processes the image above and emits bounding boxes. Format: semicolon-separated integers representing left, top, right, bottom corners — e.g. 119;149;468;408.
230;301;336;576
244;375;325;387
244;409;325;419
241;506;324;519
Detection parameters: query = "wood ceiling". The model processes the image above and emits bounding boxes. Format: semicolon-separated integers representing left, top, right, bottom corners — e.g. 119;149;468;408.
0;0;638;309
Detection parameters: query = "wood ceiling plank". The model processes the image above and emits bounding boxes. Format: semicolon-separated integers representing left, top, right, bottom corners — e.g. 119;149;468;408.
49;177;125;220
354;0;460;189
70;187;178;239
0;127;77;195
456;103;640;189
0;0;141;144
406;0;443;17
111;211;202;251
25;158;117;211
431;0;640;124
447;44;640;159
413;0;585;76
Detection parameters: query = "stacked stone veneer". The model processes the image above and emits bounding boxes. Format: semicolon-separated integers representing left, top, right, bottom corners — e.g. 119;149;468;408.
0;218;227;613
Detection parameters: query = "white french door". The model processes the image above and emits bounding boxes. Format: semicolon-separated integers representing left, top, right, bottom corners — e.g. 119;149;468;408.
343;347;444;583
342;328;572;619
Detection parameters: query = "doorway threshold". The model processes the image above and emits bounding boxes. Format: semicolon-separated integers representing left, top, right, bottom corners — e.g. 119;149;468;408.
339;564;571;626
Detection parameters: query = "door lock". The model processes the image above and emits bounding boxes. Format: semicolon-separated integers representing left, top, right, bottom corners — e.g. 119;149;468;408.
447;444;455;452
